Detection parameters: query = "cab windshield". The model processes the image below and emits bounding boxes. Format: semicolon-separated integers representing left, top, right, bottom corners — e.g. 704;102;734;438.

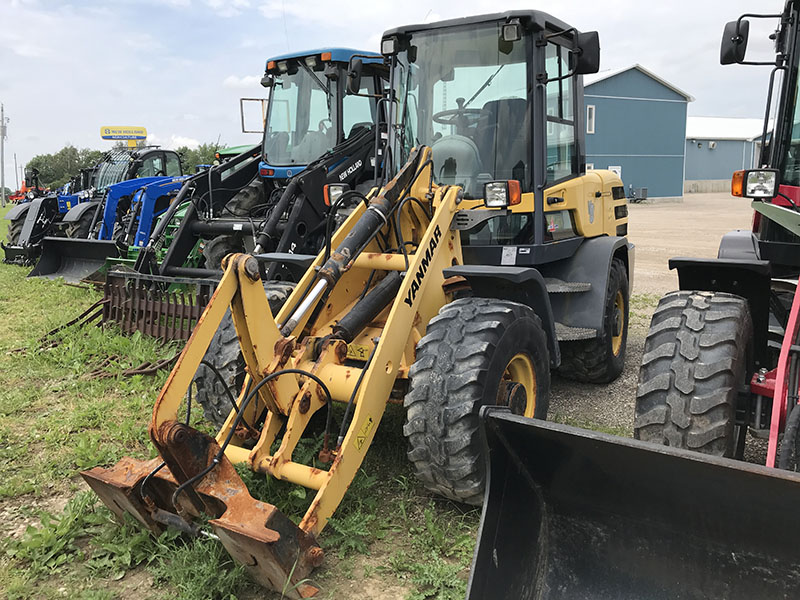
94;151;132;191
263;64;335;166
392;23;528;198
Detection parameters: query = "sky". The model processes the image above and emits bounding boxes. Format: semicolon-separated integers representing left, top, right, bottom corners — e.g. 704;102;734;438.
0;0;784;186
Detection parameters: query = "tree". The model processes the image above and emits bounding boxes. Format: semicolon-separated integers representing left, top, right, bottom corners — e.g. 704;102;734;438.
27;145;105;189
175;143;222;172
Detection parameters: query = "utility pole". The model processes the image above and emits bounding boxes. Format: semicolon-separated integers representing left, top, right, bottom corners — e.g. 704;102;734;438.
1;103;6;208
14;153;19;190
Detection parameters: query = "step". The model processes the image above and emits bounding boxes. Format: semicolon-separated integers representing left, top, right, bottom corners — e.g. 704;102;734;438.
555;323;597;341
544;278;592;294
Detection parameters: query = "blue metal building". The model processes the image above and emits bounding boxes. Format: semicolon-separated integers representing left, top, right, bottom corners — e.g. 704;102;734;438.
583;64;693;198
684;117;767;192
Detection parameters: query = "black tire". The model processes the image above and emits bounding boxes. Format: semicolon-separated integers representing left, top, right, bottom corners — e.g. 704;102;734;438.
112;212;133;248
6;214;24;245
64;210;94;239
224;179;264;217
404;297;550;505
634;291;753;457
202;235;245;271
558;257;629;383
193;281;296;427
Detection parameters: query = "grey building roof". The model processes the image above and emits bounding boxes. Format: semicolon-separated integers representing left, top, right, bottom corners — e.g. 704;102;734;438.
584;64;695;102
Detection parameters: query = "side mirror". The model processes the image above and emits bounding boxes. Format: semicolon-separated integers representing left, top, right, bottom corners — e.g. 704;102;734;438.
574;31;600;75
731;168;779;199
720;19;749;65
260;73;274;88
346;58;363;95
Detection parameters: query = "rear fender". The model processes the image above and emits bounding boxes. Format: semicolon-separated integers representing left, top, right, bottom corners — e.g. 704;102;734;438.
540;236;634;332
442;265;559;367
670;257;771;366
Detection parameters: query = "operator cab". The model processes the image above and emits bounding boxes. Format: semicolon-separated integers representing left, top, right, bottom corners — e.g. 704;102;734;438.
259;48;387;180
93;147;183;194
381;12;600;260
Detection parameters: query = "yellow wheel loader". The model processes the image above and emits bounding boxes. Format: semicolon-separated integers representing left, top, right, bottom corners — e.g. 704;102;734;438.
83;11;631;596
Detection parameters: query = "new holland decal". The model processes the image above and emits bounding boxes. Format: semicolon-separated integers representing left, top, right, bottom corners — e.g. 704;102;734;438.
403;225;443;307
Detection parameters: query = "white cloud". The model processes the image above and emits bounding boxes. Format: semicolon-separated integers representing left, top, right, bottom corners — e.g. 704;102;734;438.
147;134;201;149
223;74;261;89
205;0;249;17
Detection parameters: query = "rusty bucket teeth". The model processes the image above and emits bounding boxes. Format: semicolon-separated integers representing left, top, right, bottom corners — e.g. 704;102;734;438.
81;424;323;598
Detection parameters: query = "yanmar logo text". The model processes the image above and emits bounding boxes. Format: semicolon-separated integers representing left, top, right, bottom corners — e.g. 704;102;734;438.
339;159;363;181
403;225;443;307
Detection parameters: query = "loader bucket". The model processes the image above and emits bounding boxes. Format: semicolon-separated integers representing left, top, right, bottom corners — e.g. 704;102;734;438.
82;423;323;599
467;409;800;600
29;237;120;283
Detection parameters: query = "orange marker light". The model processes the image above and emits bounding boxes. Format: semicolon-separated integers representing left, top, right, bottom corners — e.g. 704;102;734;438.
321;52;332;62
731;170;745;197
267;61;276;71
508;180;522;205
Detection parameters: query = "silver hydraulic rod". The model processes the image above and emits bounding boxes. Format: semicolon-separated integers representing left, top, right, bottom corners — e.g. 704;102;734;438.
280;278;328;336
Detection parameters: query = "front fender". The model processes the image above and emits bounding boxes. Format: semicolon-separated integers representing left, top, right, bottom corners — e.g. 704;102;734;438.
62;201;100;223
4;203;31;221
442;264;560;367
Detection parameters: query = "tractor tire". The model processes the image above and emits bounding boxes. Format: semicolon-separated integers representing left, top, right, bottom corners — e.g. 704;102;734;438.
192;280;296;428
404;297;550;505
202;235;245;271
634;291;753;457
224;179;264;217
558;257;629;383
64;210;94;239
112;213;134;248
6;214;24;246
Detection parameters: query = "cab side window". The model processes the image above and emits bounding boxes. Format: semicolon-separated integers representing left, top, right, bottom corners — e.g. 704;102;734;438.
545;43;577;183
138;154;165;178
342;77;376;140
165;153;182;176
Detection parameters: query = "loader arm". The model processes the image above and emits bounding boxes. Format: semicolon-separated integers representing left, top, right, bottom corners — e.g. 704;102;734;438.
83;146;470;596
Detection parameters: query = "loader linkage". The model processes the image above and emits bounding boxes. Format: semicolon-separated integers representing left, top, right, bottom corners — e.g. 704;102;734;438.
82;150;433;597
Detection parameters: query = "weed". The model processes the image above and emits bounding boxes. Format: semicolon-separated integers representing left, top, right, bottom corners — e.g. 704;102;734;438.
6;492;106;576
149;535;248;600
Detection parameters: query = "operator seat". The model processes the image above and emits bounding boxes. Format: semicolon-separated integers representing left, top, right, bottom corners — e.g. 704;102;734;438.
474;98;528;181
292;129;334;163
431;134;482;196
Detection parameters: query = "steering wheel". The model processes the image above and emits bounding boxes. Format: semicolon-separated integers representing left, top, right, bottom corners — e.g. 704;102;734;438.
318;119;332;134
432;98;482;134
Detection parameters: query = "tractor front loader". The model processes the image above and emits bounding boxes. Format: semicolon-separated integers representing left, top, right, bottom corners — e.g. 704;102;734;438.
85;11;632;596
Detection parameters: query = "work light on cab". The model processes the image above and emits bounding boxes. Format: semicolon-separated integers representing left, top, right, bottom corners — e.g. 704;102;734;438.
484;180;522;207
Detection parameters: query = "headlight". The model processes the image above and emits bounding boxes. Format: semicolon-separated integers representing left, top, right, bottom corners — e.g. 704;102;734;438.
484;180;522;208
26;191;34;200
323;183;350;207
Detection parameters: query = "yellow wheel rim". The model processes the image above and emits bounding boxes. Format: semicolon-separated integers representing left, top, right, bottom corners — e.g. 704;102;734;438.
611;290;625;356
503;353;537;418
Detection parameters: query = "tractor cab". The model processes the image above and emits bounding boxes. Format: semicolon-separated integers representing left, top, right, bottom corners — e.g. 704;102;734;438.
258;48;386;181
93;147;183;194
380;13;620;267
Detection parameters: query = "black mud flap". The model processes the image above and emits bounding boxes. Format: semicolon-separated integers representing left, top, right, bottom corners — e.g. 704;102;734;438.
467;409;800;600
29;237;120;283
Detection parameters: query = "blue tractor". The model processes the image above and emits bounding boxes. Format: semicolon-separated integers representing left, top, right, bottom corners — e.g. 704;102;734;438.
2;146;183;266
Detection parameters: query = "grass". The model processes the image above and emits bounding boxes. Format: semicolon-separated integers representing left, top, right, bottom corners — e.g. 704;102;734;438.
0;200;638;599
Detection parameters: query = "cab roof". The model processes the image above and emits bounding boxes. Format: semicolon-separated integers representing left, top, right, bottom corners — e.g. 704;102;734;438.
382;10;574;38
265;47;382;69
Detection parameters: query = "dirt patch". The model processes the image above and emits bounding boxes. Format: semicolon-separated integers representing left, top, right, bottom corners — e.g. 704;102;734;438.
0;492;71;540
627;192;753;295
